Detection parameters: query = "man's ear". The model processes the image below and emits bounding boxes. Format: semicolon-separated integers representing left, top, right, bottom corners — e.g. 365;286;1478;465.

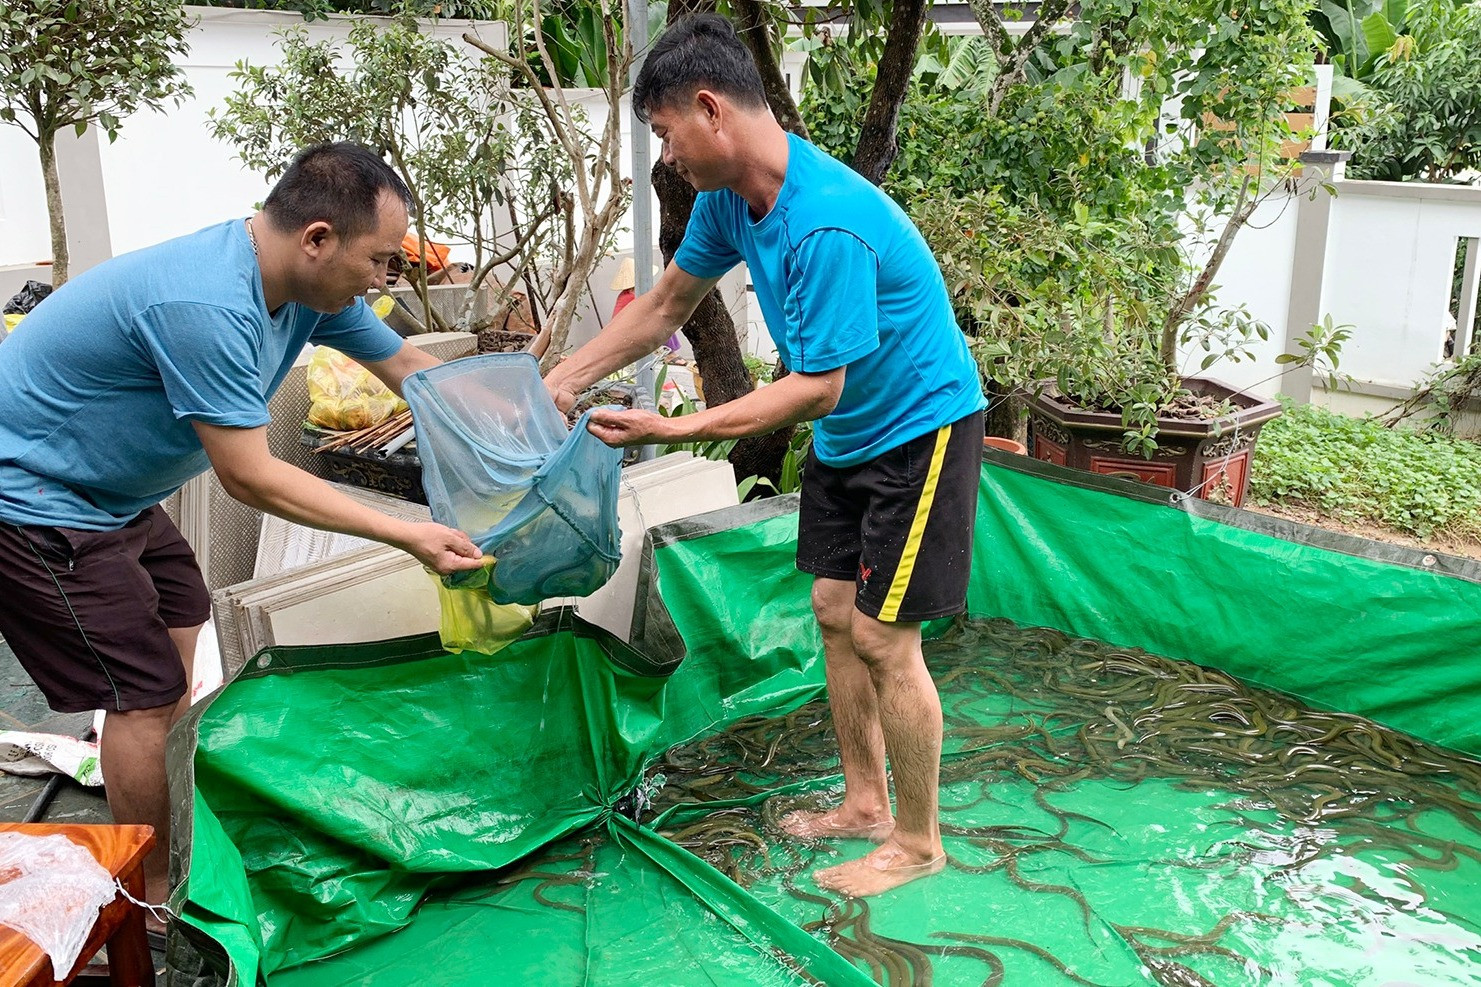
301;221;335;258
695;89;723;128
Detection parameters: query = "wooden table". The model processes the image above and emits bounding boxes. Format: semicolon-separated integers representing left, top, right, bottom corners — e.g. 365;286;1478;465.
0;823;156;987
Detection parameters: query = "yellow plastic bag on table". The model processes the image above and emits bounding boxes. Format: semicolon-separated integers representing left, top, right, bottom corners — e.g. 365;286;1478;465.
306;345;409;431
430;560;538;655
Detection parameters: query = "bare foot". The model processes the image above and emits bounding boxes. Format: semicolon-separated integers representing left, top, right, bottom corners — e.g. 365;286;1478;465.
779;807;894;842
812;840;946;897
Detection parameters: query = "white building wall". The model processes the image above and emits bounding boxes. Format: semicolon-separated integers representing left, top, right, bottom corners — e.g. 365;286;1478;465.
1320;182;1481;388
0;131;54;269
0;7;507;272
106;8;507;257
1208;178;1481;402
1190;194;1302;399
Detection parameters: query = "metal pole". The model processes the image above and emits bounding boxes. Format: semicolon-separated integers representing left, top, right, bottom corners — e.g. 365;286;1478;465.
628;0;659;461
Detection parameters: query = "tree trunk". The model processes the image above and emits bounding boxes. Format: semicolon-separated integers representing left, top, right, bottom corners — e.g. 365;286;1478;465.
730;0;809;139
984;383;1025;444
1160;175;1255;372
851;0;929;184
649;0;802;485
653;158;795;483
38;132;69;287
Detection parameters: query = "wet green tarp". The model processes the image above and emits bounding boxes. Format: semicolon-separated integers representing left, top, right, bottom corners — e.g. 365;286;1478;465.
968;451;1481;756
165;457;1481;985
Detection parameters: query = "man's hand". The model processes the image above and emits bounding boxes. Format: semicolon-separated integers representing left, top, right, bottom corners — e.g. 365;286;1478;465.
546;377;579;415
585;408;675;447
396;521;486;575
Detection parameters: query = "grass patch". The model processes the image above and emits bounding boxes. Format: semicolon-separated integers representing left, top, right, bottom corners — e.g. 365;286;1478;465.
1249;403;1481;542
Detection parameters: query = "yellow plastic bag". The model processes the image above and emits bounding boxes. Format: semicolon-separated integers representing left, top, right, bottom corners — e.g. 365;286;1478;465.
431;561;537;655
305;345;408;431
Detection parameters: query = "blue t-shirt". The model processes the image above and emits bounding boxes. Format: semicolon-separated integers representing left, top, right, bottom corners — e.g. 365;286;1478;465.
675;133;985;467
0;219;404;530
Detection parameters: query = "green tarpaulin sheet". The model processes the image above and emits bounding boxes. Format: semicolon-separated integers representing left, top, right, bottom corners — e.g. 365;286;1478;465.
164;455;1481;986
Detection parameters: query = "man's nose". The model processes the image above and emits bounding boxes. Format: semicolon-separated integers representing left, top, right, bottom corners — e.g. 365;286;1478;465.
660;143;675;167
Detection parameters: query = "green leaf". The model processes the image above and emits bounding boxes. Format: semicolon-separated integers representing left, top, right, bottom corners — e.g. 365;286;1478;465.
1320;0;1371;65
1360;12;1398;64
1383;0;1409;32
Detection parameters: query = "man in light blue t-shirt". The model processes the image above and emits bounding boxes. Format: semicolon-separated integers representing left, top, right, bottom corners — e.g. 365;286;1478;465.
0;142;484;932
546;15;986;898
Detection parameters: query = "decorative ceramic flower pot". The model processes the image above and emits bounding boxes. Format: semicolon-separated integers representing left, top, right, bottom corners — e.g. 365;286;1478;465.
1026;377;1282;507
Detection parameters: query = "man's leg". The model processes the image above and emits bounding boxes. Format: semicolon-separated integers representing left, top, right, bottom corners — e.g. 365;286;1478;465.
808;411;980;896
0;510;201;946
812;612;945;897
99;702;176;913
98;622;200;942
167;623;202;723
780;578;893;839
139;504;212;923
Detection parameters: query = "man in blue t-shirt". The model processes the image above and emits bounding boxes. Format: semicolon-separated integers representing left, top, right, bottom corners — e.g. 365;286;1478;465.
545;15;986;898
0;142;484;932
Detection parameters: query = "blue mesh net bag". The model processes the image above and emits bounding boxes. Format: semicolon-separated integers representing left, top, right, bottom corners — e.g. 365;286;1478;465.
404;353;624;605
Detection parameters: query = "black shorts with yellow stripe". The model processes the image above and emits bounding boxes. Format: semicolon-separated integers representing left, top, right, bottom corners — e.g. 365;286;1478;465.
797;410;984;623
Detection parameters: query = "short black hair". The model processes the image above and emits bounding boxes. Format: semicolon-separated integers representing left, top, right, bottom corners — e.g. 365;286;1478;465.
262;142;412;239
633;14;768;123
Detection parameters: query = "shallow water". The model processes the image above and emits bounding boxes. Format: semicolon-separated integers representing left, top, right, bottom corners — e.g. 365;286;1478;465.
267;617;1481;986
645;618;1481;986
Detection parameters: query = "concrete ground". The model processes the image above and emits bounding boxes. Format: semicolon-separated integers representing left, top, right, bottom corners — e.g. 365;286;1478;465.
0;637;111;824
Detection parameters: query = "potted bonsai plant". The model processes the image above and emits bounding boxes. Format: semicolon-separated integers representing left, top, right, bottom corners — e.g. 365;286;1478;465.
909;0;1343;506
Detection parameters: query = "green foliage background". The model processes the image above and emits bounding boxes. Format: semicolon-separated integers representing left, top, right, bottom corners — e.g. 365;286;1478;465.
192;0;503;20
1251;403;1481;541
802;0;1317;455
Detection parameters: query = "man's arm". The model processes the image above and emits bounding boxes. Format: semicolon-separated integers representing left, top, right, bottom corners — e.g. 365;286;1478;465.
360;339;442;398
192;422;485;575
544;263;719;412
584;367;844;447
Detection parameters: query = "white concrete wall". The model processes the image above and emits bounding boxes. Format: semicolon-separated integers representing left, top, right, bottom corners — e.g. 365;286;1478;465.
0;135;54;269
0;126;115;294
110;8;506;256
1319;181;1481;388
1209;177;1481;400
0;7;506;271
1185;194;1302;399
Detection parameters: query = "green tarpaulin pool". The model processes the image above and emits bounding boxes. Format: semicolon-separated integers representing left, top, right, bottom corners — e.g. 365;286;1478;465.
163;453;1481;986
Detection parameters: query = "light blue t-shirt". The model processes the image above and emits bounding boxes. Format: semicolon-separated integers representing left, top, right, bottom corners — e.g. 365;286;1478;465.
675;133;985;467
0;219;404;530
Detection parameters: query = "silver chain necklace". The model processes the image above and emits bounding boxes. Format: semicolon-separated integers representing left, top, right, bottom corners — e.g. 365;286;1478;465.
245;217;259;255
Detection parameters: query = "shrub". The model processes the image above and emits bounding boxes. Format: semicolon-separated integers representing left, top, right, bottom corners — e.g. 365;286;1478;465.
1250;403;1481;541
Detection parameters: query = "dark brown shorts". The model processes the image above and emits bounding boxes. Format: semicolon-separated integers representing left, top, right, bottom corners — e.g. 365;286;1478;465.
797;410;983;623
0;505;210;713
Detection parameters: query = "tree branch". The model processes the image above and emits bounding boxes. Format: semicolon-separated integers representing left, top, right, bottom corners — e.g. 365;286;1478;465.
1160;173;1255;369
979;0;1076;114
